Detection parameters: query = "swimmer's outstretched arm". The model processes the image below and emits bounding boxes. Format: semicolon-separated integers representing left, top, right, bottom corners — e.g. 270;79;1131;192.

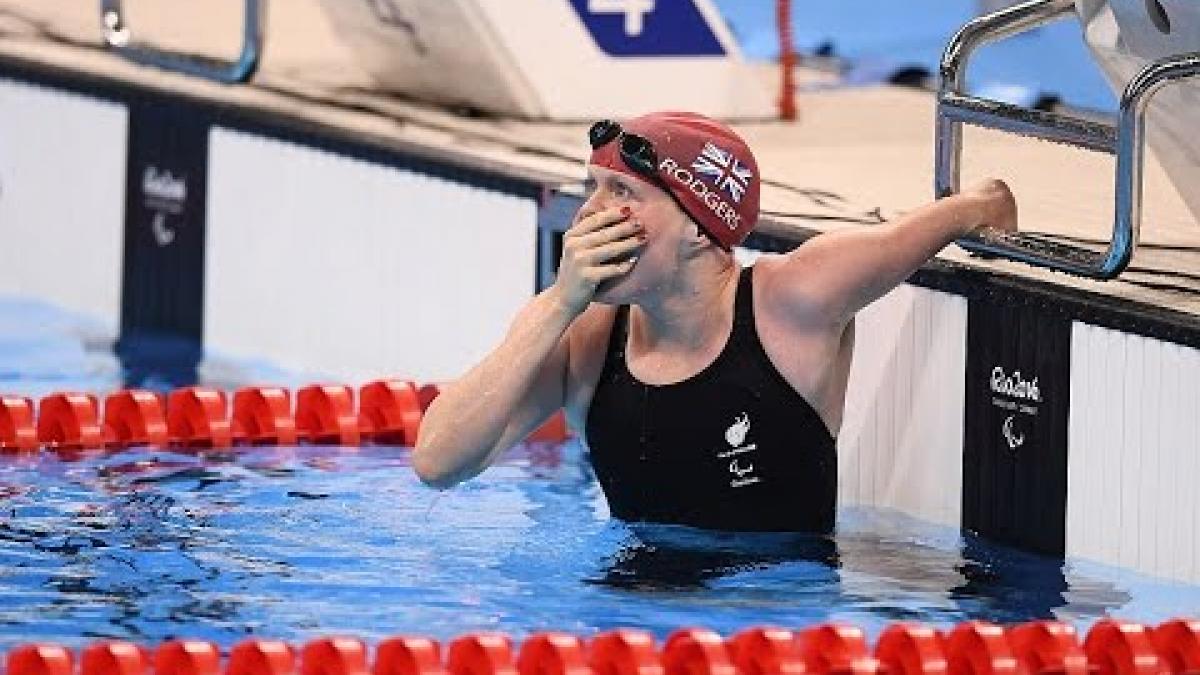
413;206;643;488
767;179;1017;326
413;288;573;488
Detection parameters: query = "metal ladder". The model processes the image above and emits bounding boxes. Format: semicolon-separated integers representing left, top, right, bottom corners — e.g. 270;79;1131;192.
937;0;1200;279
100;0;265;84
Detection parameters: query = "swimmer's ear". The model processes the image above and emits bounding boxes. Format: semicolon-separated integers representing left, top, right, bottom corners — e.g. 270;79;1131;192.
682;223;712;259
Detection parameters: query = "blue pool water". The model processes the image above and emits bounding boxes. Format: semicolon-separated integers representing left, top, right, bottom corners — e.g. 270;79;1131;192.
1;297;1198;650
714;0;1118;112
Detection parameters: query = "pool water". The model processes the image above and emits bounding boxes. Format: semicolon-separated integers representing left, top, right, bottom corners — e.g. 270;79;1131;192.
0;298;1197;650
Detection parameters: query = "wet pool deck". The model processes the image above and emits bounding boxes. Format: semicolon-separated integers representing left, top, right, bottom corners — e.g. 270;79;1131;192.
2;0;1199;316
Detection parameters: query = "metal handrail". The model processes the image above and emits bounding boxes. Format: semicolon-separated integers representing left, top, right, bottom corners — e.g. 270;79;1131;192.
1112;51;1200;276
100;0;265;84
935;0;1200;279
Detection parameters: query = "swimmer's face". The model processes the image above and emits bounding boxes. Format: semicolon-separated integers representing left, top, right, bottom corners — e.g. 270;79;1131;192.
578;165;700;304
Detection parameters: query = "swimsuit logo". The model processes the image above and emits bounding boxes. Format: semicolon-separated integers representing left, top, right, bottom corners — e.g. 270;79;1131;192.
728;458;756;481
716;412;760;488
692;142;753;204
725;412;750;446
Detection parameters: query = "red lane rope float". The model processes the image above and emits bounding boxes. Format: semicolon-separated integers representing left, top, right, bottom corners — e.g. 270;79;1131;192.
517;633;591;675
359;380;423;446
7;644;74;675
167;388;233;449
796;623;879;675
81;641;152;675
662;629;736;675
296;385;361;446
0;395;37;452
301;637;370;675
1083;620;1162;675
527;411;569;444
417;384;441;413
104;389;169;449
232;386;298;446
875;623;947;675
943;622;1019;675
3;376;573;452
1151;619;1200;674
589;629;664;675
726;627;803;675
154;640;221;675
1007;621;1088;675
376;637;446;675
7;620;1200;675
447;634;518;675
37;392;104;451
227;640;296;675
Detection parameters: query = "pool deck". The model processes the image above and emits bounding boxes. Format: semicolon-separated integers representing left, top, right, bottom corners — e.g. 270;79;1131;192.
3;0;1200;317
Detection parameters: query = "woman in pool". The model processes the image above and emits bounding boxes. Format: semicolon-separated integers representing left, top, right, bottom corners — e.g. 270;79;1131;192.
414;111;1016;533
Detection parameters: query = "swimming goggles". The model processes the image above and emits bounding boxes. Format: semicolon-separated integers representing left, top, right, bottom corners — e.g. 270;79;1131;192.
588;119;660;179
588;119;722;248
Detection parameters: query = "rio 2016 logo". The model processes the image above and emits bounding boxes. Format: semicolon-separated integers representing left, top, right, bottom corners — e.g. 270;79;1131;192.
142;166;187;248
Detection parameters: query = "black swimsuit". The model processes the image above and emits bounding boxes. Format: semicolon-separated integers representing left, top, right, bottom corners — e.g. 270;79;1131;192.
585;266;837;533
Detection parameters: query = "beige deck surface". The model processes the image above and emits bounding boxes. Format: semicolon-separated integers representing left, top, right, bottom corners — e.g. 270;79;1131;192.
3;0;1200;316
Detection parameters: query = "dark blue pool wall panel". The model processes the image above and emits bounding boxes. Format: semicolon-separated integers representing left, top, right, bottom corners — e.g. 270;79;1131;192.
962;295;1071;556
116;99;211;386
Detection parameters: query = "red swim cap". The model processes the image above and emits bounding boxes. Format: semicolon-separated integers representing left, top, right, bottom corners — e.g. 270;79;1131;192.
589;111;760;251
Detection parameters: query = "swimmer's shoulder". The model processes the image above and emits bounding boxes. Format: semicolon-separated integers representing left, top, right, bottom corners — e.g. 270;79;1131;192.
743;253;801;321
748;248;846;331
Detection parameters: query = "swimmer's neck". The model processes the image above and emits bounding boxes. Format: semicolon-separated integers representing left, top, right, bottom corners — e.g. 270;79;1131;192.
629;257;740;349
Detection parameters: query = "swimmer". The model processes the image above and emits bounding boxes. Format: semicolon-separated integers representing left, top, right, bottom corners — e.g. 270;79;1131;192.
414;111;1017;533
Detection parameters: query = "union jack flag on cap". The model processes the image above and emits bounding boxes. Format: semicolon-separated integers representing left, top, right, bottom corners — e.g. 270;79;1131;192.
692;142;754;204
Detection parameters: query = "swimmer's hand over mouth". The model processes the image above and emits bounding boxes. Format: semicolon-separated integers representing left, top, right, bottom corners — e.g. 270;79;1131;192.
552;205;646;313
